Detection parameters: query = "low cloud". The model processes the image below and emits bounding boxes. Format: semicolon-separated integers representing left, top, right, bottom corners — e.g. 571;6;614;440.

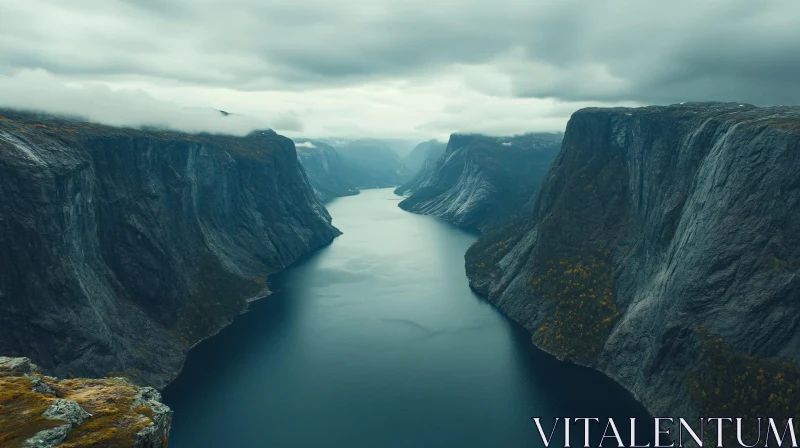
272;112;305;133
0;70;271;135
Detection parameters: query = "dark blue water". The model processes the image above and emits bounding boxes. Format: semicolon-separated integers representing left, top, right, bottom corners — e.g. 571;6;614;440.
162;188;653;447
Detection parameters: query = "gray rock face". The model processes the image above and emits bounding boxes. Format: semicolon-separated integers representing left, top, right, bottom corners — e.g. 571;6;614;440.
30;376;57;395
466;103;800;417
132;387;172;448
399;133;562;231
22;424;73;448
295;140;360;201
42;398;91;425
0;356;37;375
0;109;340;388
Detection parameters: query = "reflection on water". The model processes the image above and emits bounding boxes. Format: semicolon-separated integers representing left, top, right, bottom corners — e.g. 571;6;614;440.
162;189;652;447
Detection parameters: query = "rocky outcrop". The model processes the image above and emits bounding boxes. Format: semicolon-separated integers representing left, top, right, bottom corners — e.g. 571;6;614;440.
466;103;800;426
0;109;340;389
398;133;562;231
1;356;171;448
394;140;447;196
294;140;360;202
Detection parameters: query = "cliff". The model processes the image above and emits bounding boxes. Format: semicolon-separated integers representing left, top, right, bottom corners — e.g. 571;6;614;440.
394;140;447;196
294;140;360;201
398;133;562;231
0;109;340;389
465;103;800;427
0;356;170;448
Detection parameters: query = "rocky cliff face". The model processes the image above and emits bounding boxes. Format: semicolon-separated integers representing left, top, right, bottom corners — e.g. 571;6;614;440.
466;103;800;424
1;356;171;448
294;140;360;202
398;133;562;231
0;110;340;389
394;140;447;196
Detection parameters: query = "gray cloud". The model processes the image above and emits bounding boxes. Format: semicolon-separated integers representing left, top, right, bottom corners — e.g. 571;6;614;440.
0;69;290;135
271;111;305;132
0;0;797;137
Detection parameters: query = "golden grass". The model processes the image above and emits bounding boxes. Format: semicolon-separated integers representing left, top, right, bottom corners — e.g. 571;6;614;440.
0;373;161;448
0;375;64;447
56;378;156;448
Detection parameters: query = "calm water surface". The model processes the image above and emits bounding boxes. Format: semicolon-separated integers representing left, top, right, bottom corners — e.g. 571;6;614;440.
162;188;652;447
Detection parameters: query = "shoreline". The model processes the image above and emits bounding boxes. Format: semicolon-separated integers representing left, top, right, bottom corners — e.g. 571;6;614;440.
159;234;342;391
394;199;657;420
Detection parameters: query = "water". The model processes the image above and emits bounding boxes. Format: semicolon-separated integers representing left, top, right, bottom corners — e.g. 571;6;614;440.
162;188;653;447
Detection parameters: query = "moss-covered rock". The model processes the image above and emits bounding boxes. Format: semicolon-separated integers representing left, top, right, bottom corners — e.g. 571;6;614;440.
0;357;171;448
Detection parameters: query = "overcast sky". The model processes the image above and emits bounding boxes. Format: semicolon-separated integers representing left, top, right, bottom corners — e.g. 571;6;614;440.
0;0;797;139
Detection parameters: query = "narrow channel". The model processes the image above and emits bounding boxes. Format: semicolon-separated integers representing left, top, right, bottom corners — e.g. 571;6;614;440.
162;188;652;447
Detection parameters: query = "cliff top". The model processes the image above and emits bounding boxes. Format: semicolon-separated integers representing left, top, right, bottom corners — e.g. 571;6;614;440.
0;356;171;448
0;108;288;159
573;102;800;131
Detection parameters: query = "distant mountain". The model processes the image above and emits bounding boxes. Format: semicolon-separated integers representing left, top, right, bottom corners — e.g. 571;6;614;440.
398;133;562;231
319;138;418;158
400;139;447;175
394;140;447;196
294;139;360;202
330;139;413;186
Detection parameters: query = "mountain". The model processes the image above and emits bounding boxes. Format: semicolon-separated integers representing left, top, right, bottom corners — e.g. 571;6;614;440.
465;103;800;436
394;140;447;196
294;139;360;202
400;139;446;175
0;109;340;389
397;133;562;231
331;139;413;186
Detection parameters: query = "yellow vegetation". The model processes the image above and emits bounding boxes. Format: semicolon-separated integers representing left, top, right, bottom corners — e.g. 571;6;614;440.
689;330;800;446
0;372;161;448
0;375;63;446
57;378;155;448
528;250;619;362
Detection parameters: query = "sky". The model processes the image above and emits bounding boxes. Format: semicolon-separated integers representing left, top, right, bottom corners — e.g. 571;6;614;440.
0;0;798;139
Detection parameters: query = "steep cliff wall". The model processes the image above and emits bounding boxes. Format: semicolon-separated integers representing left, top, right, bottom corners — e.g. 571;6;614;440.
466;103;800;423
295;140;359;202
0;110;340;389
398;133;562;231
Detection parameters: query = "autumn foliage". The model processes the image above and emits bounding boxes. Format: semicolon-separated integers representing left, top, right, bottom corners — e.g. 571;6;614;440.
528;251;620;362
